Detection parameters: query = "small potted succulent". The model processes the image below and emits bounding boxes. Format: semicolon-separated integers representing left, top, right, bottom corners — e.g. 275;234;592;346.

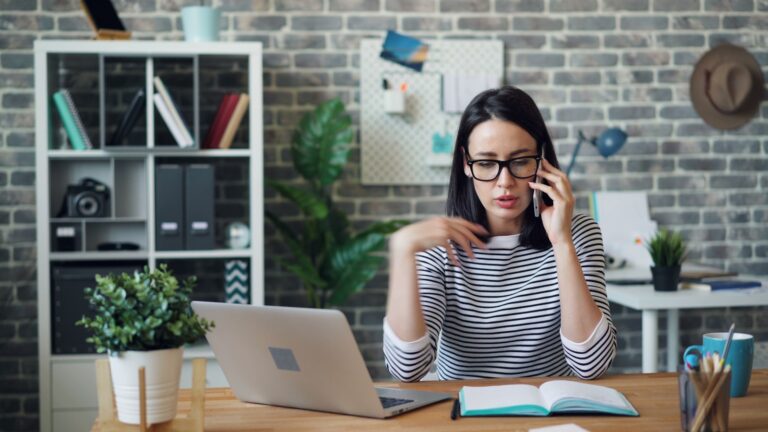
645;229;688;291
77;265;213;425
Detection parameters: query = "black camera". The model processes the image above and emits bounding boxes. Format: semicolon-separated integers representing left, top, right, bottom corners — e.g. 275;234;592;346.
59;178;110;218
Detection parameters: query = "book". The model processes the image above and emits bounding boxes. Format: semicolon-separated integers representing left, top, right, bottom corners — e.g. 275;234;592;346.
108;89;145;146
153;76;194;147
52;90;93;150
203;93;239;149
680;280;763;291
153;93;191;148
459;380;639;417
217;93;249;149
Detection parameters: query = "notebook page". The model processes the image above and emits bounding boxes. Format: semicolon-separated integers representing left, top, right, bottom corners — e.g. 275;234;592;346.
462;384;544;411
539;380;629;410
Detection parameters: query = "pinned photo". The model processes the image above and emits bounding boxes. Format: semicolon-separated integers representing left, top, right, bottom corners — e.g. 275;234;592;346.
379;30;429;72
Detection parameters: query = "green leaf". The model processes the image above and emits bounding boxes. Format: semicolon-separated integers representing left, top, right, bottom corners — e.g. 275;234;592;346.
275;256;327;289
328;255;385;306
267;210;321;281
291;98;354;187
326;231;386;275
267;180;329;219
327;207;351;246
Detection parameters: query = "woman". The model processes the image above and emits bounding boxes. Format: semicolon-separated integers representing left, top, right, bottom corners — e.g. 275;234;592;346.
383;86;616;382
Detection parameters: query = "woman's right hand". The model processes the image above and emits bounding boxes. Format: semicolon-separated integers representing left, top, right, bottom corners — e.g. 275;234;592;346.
389;217;489;266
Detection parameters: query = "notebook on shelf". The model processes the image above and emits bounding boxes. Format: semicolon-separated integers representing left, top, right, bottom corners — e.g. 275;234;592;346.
459;380;638;417
52;89;93;150
153;93;192;148
217;93;249;149
108;89;145;147
153;76;193;147
203;92;239;149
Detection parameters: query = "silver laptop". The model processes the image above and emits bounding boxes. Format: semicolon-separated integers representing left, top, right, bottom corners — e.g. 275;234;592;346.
192;302;452;418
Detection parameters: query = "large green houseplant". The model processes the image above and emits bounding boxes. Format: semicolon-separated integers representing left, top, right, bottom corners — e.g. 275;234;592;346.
267;99;406;308
77;265;213;425
645;229;688;291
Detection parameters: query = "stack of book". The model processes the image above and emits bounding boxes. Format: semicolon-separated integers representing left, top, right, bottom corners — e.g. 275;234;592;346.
153;76;194;148
52;89;93;151
203;92;250;149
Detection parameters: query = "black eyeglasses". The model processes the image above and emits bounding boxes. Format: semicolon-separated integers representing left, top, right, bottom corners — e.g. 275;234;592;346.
466;156;541;181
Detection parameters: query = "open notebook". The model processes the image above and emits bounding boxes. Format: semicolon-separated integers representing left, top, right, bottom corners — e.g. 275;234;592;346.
459;380;639;417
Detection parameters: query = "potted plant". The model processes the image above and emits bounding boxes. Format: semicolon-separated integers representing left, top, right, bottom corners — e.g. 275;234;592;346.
645;229;687;291
77;264;213;425
181;0;221;42
267;98;407;308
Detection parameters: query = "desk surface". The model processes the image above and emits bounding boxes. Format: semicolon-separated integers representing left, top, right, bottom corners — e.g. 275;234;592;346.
606;281;768;310
150;369;768;431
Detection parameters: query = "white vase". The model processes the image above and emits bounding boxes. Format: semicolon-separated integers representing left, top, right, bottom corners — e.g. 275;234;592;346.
109;347;184;425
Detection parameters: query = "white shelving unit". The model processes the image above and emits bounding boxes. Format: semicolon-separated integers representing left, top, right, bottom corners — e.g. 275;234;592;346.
34;40;264;432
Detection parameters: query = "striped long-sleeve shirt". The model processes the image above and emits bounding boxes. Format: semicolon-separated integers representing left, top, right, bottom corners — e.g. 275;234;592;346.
383;213;616;382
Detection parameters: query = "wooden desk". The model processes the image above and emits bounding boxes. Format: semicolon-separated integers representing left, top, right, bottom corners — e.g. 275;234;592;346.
116;369;767;431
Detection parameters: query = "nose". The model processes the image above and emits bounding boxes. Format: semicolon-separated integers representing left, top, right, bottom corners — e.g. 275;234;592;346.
496;163;517;187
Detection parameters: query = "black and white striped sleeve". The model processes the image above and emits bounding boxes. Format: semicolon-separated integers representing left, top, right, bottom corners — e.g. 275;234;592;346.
383;247;447;382
560;213;617;379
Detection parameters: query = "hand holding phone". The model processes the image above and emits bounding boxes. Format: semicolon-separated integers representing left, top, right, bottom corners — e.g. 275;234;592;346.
533;148;544;218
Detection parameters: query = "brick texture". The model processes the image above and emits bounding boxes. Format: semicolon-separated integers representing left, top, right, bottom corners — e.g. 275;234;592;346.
1;2;767;429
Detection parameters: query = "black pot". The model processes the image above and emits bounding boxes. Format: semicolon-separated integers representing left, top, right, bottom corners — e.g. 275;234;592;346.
651;266;681;291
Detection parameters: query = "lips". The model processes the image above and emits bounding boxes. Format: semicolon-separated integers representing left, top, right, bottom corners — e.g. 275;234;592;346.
494;195;518;209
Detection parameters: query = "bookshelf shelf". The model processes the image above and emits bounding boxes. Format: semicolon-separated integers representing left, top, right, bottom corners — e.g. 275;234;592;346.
35;40;264;432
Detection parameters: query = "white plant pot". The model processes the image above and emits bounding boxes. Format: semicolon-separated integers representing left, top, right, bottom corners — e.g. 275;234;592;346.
109;347;184;425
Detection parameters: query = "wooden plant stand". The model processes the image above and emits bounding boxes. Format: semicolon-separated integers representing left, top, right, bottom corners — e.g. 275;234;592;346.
94;358;206;432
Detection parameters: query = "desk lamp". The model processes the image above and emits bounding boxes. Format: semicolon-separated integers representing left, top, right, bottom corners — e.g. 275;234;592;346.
565;127;628;177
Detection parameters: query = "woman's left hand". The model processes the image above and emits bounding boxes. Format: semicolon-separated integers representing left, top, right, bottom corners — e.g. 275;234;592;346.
528;158;574;246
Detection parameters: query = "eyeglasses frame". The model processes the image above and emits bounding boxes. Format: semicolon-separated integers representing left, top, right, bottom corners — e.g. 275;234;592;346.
466;155;543;182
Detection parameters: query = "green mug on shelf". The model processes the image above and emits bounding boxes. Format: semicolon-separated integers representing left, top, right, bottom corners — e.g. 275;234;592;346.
181;6;220;42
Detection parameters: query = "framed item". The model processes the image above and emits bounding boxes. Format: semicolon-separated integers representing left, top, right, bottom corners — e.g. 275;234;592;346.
80;0;131;40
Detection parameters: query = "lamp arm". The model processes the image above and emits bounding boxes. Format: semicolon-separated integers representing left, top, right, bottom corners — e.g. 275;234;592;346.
566;131;590;177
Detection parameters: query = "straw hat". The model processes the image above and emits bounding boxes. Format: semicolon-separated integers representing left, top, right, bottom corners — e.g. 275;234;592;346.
690;44;765;130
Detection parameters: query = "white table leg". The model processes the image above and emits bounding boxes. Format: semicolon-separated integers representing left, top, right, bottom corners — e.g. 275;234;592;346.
667;309;679;372
642;310;658;373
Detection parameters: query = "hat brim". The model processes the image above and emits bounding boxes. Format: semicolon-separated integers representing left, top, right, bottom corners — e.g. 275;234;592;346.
690;44;765;130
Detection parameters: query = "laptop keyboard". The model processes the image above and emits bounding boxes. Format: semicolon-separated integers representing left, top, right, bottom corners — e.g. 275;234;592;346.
379;396;414;409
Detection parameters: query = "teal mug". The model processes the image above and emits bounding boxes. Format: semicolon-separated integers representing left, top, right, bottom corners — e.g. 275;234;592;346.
683;332;754;397
181;6;221;42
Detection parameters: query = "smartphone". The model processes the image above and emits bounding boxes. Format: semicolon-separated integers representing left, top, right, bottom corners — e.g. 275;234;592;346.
533;148;544;218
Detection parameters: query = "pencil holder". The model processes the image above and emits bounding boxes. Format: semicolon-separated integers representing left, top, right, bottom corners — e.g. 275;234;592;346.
384;89;406;114
678;366;731;432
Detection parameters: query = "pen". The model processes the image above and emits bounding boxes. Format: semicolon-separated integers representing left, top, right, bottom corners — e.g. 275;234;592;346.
450;398;460;420
720;322;736;369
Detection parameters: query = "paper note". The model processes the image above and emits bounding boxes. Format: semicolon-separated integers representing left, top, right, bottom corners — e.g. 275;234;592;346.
529;424;590;432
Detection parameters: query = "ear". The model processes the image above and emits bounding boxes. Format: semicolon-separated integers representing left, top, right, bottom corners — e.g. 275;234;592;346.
462;147;472;177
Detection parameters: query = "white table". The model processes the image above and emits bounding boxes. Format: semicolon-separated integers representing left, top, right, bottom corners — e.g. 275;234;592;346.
606;276;768;373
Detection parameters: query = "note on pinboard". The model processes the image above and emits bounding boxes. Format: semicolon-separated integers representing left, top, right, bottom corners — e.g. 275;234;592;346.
360;38;503;185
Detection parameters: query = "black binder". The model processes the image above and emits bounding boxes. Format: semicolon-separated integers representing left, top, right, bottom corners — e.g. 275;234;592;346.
155;164;185;250
52;262;144;354
184;164;215;250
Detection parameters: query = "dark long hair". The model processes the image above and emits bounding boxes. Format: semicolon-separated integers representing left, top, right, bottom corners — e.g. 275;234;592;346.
446;86;559;250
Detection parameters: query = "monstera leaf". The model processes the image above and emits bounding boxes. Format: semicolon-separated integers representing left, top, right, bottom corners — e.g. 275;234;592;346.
291;98;354;188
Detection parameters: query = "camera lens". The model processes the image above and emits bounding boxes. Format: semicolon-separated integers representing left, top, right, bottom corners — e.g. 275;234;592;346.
75;192;101;217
